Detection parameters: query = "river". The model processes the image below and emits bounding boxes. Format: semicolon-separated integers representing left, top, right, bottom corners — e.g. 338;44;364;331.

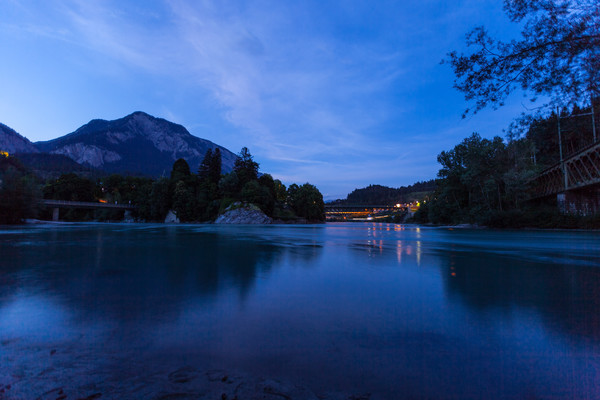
1;223;599;399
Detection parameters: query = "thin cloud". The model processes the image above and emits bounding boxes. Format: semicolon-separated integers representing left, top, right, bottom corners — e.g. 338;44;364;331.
0;0;522;197
6;0;411;164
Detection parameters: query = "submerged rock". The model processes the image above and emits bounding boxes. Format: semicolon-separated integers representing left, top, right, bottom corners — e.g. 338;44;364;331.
214;203;272;224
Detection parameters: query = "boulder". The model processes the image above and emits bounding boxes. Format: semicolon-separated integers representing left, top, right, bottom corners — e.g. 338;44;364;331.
214;202;272;224
164;210;180;223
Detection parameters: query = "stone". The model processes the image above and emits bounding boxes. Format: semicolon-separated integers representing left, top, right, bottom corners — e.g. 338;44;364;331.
214;203;272;224
164;210;180;223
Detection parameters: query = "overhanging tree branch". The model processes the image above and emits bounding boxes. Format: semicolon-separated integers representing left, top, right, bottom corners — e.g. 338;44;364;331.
445;0;600;117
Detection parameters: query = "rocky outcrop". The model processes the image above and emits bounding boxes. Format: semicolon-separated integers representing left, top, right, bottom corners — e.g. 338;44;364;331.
51;143;121;168
214;203;272;224
0;123;38;154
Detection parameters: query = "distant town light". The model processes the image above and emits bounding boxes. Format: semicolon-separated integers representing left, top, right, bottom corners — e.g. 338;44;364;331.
395;203;401;208
0;151;8;158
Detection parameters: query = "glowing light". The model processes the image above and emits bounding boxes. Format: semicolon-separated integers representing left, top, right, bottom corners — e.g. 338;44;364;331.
0;151;8;158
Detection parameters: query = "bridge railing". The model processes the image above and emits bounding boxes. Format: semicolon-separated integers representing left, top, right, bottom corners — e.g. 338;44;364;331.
41;199;136;210
530;140;600;198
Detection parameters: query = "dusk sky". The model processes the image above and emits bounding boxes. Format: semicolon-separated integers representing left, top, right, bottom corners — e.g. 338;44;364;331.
0;0;529;199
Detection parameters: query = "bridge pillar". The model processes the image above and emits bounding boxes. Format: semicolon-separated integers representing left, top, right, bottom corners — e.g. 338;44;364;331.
52;208;59;221
558;187;600;216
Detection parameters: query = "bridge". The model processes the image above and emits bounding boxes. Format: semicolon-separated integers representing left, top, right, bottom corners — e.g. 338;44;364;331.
41;199;136;221
530;140;600;215
324;203;414;221
325;204;399;212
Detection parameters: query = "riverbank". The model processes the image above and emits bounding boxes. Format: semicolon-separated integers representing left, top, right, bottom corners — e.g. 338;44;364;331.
0;348;371;400
17;218;597;231
412;205;600;230
22;215;326;225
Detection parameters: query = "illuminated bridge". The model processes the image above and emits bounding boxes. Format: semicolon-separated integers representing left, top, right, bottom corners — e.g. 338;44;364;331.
41;199;136;221
324;204;412;220
325;204;400;213
530;140;600;215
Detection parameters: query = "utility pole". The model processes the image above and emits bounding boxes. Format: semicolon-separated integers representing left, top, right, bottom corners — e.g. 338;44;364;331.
592;96;597;143
557;107;567;190
557;107;563;162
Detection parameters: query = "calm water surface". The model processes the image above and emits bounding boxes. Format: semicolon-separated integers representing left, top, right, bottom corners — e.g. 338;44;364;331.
1;223;600;399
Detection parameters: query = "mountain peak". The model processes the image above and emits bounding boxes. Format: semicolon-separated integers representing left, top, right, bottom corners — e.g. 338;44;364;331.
34;113;237;176
127;111;153;119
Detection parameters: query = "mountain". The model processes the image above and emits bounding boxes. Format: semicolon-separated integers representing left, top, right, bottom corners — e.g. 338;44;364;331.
0;123;39;154
35;111;238;176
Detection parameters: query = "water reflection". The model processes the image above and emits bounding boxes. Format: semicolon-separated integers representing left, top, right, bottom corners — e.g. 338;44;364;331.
339;225;600;345
1;223;600;399
0;225;322;326
441;249;600;343
350;223;423;265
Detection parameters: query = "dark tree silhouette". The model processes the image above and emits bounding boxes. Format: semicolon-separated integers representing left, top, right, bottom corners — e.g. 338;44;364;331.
0;161;40;224
233;147;259;186
445;0;600;117
210;148;222;184
198;149;213;179
198;148;222;184
288;183;325;221
170;158;191;182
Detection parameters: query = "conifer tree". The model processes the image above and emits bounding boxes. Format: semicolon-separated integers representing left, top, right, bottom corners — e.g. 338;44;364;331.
198;149;213;180
209;148;222;184
233;147;259;187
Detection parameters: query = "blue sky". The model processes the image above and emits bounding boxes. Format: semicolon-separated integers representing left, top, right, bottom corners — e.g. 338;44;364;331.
0;0;528;199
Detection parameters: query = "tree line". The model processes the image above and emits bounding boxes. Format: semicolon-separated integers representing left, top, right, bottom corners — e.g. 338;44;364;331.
0;147;325;224
420;0;600;228
0;155;40;224
414;105;600;228
333;181;436;206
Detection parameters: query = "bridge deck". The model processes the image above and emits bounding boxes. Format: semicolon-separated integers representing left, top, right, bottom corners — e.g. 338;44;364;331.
41;199;136;210
325;204;402;213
